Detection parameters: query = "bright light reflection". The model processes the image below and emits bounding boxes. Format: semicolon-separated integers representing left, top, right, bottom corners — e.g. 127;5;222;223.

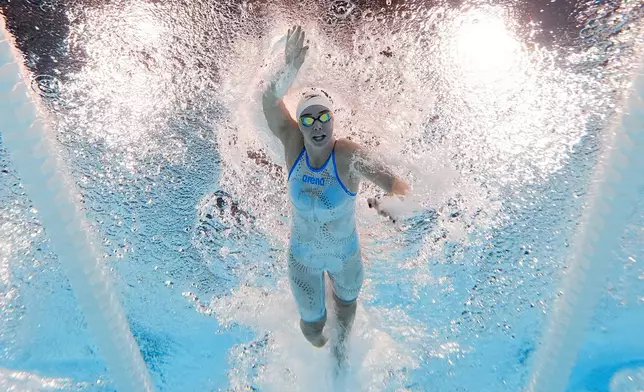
437;6;590;186
454;9;524;84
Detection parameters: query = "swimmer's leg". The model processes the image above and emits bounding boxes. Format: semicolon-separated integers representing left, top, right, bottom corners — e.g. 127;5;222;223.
287;252;328;347
330;294;357;376
328;248;364;363
333;293;357;346
300;312;328;348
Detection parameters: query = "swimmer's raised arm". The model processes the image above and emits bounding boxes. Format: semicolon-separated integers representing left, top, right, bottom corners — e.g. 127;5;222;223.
262;25;309;148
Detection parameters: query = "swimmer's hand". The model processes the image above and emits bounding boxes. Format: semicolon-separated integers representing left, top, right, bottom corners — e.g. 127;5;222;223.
285;25;309;70
266;25;308;99
367;194;405;224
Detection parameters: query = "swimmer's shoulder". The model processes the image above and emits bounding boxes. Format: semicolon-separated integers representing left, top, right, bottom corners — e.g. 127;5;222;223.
334;138;362;169
334;138;362;190
334;138;361;158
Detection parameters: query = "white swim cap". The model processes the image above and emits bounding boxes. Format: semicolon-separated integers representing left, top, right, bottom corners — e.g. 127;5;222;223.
296;89;334;119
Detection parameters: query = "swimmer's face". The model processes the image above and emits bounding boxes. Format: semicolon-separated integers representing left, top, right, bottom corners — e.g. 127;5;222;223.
298;104;334;148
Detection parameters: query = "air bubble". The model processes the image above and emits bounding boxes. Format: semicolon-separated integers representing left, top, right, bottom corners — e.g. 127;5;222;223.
398;10;414;21
30;75;61;99
362;9;375;23
25;0;57;13
330;0;356;20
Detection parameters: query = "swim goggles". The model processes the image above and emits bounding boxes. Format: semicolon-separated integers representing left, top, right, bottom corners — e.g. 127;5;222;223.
299;111;332;127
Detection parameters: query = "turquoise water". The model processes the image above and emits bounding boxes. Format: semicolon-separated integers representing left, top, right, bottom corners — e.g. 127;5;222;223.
1;1;643;391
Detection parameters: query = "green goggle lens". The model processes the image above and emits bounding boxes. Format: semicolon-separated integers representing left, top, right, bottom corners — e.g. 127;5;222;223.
299;112;332;127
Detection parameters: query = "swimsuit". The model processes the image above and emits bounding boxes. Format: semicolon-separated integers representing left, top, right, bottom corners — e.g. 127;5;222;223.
287;142;364;322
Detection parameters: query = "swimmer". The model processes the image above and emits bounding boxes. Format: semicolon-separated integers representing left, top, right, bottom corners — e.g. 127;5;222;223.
261;26;410;361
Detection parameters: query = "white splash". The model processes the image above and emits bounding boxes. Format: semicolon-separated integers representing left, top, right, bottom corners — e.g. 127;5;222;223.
207;278;423;391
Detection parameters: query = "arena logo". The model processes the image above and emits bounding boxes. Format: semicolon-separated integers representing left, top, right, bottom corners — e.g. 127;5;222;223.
302;174;325;186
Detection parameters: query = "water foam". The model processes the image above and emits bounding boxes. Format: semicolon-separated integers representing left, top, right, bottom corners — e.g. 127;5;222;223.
207;277;423;391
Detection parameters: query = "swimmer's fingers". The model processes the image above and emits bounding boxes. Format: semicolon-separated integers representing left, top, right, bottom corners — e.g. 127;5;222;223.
288;25;302;44
285;26;307;66
377;208;400;224
367;194;385;208
368;195;401;224
286;26;297;44
296;29;306;49
294;46;308;68
366;197;385;214
380;208;400;224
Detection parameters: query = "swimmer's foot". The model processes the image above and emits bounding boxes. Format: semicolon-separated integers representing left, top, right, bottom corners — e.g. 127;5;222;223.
300;315;328;348
311;333;329;348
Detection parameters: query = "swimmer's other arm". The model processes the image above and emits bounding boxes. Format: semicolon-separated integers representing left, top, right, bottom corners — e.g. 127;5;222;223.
340;139;410;196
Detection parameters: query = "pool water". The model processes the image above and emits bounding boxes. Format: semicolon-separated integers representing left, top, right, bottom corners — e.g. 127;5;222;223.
0;0;643;391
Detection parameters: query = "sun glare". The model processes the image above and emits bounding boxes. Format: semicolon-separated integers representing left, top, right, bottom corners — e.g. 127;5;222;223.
454;9;524;84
